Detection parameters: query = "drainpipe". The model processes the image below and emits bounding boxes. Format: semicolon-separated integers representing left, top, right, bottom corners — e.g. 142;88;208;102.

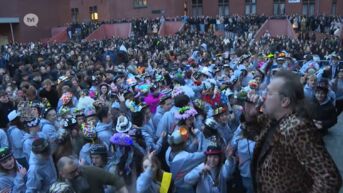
9;23;15;43
317;0;320;16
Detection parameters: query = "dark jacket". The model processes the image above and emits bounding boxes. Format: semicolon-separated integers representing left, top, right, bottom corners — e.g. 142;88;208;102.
0;101;15;128
70;166;125;193
310;98;337;131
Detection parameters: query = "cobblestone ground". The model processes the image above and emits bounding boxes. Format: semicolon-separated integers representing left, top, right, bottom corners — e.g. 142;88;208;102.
324;112;343;193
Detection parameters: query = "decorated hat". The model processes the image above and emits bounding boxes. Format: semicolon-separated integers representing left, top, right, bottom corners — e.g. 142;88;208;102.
0;147;12;162
81;123;97;140
205;144;223;155
90;144;108;155
136;84;151;94
115;115;132;133
126;77;137;87
63;116;78;129
25;118;40;128
167;127;189;145
7;110;20;122
175;106;198;120
125;100;143;113
171;86;184;98
193;99;205;111
204;118;217;129
213;106;227;117
110;132;133;146
48;182;75;193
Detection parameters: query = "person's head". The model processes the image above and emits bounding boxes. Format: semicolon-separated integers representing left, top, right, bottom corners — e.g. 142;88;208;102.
205;145;223;169
84;108;97;126
0;147;16;172
142;154;161;178
42;79;53;92
8;110;23;128
175;106;198;128
45;108;57;122
131;110;145;127
263;70;304;120
160;96;173;112
25;86;37;101
57;156;80;180
173;94;190;108
168;127;189;152
96;106;111;123
213;107;229;124
89;144;108;168
99;83;109;95
315;79;329;103
306;75;316;88
0;90;9;103
32;138;51;159
203;118;217;137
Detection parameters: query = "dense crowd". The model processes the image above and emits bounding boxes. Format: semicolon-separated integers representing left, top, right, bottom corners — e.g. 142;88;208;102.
0;14;342;193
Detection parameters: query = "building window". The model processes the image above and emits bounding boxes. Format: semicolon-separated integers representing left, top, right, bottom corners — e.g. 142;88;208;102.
273;0;285;15
302;0;315;16
134;0;147;8
71;8;79;23
245;0;256;15
331;0;337;15
218;0;229;16
89;6;98;21
192;0;203;16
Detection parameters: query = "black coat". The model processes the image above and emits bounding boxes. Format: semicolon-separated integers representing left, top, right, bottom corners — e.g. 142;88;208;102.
310;98;337;131
0;101;15;128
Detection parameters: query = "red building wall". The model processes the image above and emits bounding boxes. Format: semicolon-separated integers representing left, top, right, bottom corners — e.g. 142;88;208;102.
257;0;274;16
229;0;245;15
0;0;342;43
0;0;69;43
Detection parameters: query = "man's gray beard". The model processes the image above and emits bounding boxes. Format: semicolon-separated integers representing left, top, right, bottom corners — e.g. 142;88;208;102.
69;174;90;192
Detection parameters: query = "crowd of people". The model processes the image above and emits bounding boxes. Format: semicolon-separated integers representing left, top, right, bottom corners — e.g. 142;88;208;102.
64;15;342;41
0;14;342;193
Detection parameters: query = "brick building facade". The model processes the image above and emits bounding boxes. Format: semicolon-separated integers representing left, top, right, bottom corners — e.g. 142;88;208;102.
0;0;342;43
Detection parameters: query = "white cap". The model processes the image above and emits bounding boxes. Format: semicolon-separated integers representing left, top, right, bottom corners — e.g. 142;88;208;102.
7;110;20;122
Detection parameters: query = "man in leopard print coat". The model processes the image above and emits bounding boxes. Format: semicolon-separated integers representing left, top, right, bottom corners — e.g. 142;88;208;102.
247;70;342;193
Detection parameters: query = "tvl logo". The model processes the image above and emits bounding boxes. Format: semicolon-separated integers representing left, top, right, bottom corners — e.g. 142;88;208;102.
23;13;39;27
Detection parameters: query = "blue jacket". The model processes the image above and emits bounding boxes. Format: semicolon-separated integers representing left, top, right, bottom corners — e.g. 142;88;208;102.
40;119;58;143
165;148;205;193
95;121;114;149
0;162;26;193
231;126;255;178
304;84;315;100
136;168;160;193
141;127;164;153
25;153;57;193
22;132;47;161
0;128;9;148
152;106;165;129
79;143;93;165
184;159;236;193
7;125;26;159
156;106;179;137
215;122;235;145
